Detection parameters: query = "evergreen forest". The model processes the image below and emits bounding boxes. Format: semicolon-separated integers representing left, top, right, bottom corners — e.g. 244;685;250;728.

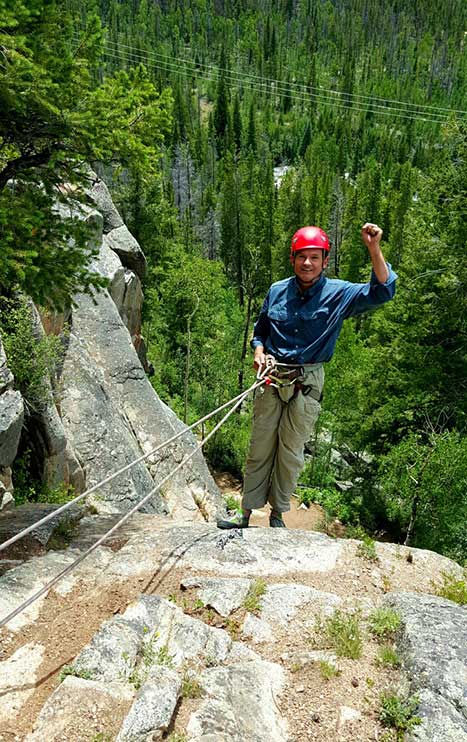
1;0;466;563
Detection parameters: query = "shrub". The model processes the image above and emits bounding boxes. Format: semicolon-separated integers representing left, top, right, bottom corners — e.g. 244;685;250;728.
356;535;378;562
379;691;421;738
319;660;340;680
317;610;363;660
376;645;402;668
243;579;267;615
369;607;401;640
433;571;467;605
0;296;63;410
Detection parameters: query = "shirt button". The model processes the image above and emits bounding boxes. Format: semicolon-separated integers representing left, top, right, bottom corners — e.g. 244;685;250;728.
294;329;298;333
295;345;298;348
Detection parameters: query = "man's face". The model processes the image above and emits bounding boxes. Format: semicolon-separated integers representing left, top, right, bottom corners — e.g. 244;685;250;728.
292;248;329;287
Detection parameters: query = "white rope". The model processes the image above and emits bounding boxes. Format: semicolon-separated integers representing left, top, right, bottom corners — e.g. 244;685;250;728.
0;377;264;629
0;384;259;553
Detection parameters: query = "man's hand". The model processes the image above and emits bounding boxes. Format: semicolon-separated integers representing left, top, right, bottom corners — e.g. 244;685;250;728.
360;222;389;284
361;223;383;250
253;346;266;371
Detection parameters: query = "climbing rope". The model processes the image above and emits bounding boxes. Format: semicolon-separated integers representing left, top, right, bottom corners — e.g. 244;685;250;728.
0;377;265;628
0;383;264;554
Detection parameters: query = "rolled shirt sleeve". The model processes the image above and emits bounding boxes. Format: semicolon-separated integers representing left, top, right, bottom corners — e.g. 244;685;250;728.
342;263;398;318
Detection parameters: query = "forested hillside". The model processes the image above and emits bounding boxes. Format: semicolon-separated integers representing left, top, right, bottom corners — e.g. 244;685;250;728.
1;0;466;562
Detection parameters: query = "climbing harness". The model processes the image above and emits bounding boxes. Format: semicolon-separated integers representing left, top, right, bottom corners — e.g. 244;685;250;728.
0;377;265;628
256;355;304;388
257;356;323;401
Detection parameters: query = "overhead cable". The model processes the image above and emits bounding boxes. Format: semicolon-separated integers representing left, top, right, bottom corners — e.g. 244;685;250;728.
95;42;454;124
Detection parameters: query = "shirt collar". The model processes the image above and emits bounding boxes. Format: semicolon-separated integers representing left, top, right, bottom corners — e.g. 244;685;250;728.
293;272;326;298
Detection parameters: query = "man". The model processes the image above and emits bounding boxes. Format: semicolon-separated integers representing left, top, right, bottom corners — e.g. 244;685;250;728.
218;223;397;529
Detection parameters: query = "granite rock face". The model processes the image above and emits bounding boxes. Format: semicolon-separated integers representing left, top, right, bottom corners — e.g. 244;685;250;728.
384;592;467;741
0;390;23;468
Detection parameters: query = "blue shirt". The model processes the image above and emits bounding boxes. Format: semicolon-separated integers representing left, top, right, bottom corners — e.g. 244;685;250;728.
251;265;397;364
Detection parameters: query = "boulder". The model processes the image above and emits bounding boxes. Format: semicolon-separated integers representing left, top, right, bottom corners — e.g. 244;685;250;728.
59;326;165;514
0;642;45;724
116;666;181;742
63;288;222;520
96;238;143;342
88;175;124;233
187;659;287;742
180;576;252;617
0;336;13;394
384;592;467;741
105;225;147;280
25;676;134;742
0;390;24;467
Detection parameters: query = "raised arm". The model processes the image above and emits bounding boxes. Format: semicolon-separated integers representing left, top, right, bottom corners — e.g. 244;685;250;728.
361;223;389;283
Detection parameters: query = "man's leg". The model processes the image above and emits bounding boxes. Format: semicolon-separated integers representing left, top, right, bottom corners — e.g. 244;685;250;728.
217;386;283;529
268;368;324;517
242;385;283;511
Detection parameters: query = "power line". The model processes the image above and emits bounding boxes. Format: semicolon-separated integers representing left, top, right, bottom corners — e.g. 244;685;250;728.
97;45;449;124
94;35;466;120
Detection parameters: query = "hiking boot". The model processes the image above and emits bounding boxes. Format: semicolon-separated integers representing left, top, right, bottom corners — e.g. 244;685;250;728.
217;512;250;530
269;513;286;528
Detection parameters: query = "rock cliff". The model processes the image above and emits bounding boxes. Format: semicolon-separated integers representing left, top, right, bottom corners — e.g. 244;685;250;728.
0;175;223;524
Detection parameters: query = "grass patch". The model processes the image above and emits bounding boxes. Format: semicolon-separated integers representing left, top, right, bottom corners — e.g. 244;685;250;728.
379;690;421;739
243;578;267;615
369;607;401;641
225;617;241;641
356;535;378;562
182;670;204;699
224;493;241;513
319;660;341;681
59;664;94;682
376;645;402;669
316;610;363;659
154;644;175;668
433;571;467;605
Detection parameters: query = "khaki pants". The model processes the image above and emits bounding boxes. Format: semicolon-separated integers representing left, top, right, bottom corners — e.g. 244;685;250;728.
242;364;324;514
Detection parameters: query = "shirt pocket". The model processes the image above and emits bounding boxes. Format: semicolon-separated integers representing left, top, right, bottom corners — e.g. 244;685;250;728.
267;306;288;322
303;307;330;332
303;307;330;342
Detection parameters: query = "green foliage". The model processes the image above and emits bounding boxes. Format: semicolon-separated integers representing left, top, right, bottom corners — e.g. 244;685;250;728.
11;449;75;506
0;296;63;409
356;535;378;563
376;645;402;669
379;691;421;738
223;494;241;513
433;571;467;605
369;608;401;640
166;734;188;742
59;664;93;682
378;431;467;562
243;579;267;615
319;660;341;681
317;610;363;660
0;0;171;307
154;644;175;669
181;671;204;699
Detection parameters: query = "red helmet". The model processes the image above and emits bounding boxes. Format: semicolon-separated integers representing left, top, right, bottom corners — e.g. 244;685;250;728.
290;226;330;257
